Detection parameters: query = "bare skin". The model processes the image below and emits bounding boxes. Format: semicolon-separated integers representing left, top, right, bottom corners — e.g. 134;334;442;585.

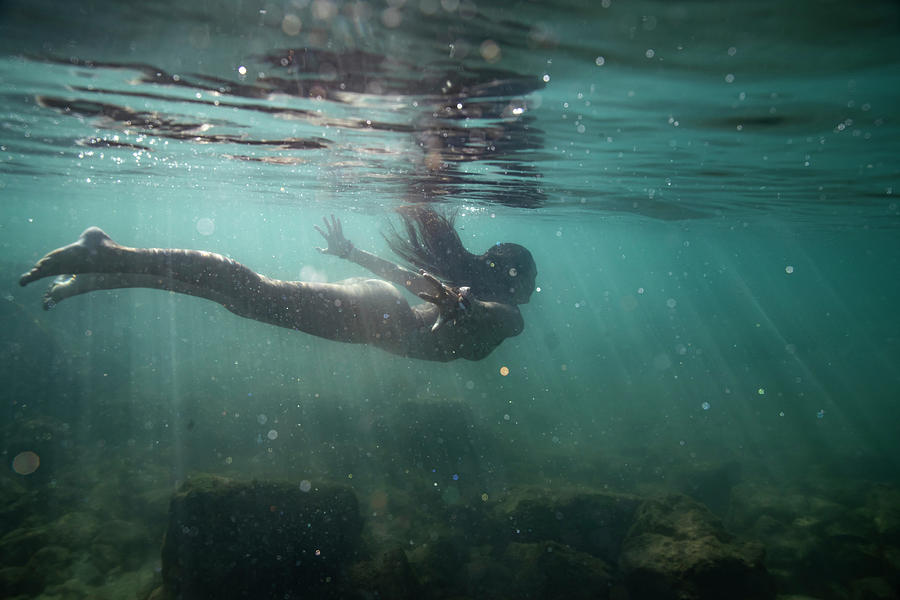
19;218;524;362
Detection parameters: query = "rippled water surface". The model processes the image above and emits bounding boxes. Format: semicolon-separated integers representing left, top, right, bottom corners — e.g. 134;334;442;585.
1;1;899;598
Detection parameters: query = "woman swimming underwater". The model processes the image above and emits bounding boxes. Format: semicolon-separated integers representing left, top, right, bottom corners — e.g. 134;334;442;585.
19;208;537;362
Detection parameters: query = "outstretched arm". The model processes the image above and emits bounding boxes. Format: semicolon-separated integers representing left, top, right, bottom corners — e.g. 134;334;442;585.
315;215;432;297
315;216;521;337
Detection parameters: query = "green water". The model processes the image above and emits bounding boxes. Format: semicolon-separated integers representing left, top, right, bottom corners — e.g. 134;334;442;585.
1;1;899;599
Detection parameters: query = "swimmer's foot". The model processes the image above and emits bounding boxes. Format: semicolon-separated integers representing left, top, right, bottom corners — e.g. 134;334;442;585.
19;227;118;287
42;274;79;310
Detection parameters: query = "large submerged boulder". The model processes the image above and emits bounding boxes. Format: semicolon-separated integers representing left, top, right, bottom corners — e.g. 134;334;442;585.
620;494;774;600
160;475;361;600
728;481;900;598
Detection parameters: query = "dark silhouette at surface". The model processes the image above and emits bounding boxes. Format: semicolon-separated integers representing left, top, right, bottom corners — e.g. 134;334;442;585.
19;208;536;362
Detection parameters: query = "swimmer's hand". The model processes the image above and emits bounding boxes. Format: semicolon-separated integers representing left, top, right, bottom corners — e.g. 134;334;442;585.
417;270;472;333
314;214;354;258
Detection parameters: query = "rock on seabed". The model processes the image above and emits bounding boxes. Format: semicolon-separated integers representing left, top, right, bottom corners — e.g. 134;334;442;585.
159;475;361;600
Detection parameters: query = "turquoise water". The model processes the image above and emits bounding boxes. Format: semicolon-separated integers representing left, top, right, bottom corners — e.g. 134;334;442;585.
2;1;899;599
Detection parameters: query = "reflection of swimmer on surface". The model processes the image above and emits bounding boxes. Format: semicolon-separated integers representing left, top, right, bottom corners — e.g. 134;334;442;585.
20;207;536;362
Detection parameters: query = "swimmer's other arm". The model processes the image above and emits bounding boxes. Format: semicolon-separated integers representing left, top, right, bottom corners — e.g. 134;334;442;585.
315;215;430;296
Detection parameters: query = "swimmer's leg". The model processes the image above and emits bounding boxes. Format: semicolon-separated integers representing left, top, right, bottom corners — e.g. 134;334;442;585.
20;227;270;311
41;273;211;310
21;228;421;349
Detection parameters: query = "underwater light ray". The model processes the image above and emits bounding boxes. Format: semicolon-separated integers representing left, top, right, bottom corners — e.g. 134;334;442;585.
710;247;878;477
764;227;900;469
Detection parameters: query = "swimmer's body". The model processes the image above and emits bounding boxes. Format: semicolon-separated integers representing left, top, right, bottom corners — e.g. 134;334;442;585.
19;208;536;362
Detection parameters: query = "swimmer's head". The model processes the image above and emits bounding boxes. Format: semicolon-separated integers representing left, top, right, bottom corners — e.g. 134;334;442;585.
478;243;537;305
384;206;537;305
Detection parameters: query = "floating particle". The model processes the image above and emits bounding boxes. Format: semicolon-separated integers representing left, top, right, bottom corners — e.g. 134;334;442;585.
281;14;302;36
481;493;489;501
595;56;605;66
465;380;475;390
816;409;825;419
499;366;510;376
701;402;710;410
225;456;233;464
452;473;459;481
381;7;402;28
12;451;40;475
480;40;501;62
666;298;677;308
785;265;794;274
757;388;766;395
267;429;278;440
299;480;312;492
503;414;510;421
196;217;215;236
257;414;268;425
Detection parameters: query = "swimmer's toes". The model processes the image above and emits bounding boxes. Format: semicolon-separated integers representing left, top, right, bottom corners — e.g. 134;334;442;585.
41;289;57;310
19;268;38;287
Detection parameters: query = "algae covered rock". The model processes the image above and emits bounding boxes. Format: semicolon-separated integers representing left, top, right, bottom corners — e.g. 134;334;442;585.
452;540;617;600
727;480;900;598
620;494;774;600
499;541;615;600
161;475;362;599
498;488;640;563
348;548;422;600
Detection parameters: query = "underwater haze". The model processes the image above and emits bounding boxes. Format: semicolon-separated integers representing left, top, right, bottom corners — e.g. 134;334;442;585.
1;1;899;599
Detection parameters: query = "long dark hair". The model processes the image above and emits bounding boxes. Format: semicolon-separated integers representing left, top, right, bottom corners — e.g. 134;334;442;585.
384;206;537;304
